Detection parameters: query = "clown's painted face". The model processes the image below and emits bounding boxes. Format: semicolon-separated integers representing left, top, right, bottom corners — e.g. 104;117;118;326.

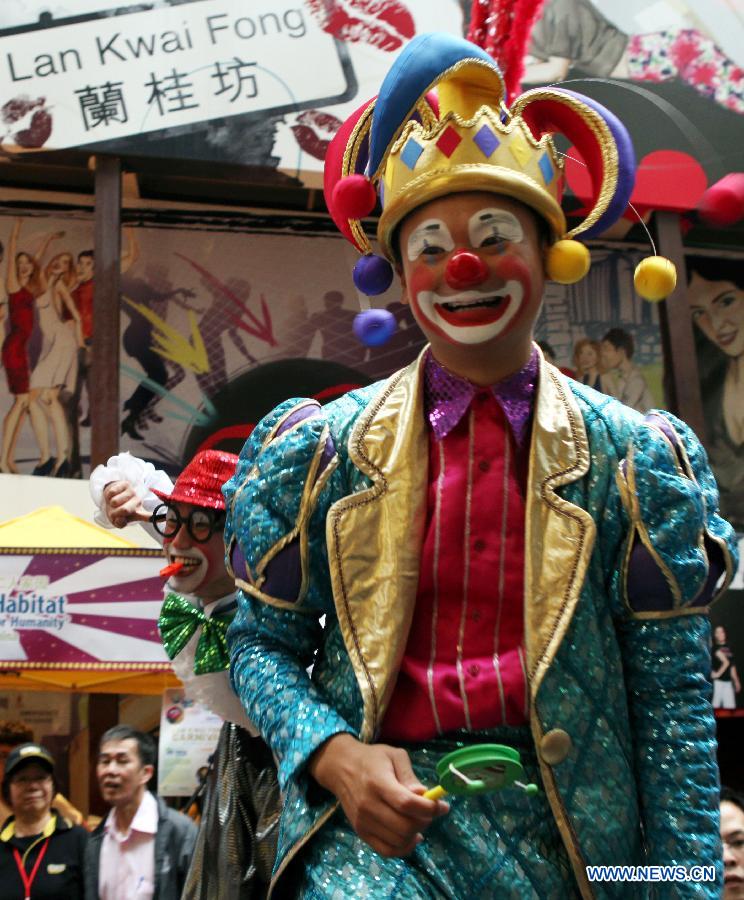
162;502;233;602
398;192;545;355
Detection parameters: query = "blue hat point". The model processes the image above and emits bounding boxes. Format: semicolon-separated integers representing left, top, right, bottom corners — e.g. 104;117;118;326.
368;32;501;176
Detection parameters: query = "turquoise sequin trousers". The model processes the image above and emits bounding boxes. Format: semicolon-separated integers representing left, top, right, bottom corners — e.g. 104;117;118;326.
297;727;577;899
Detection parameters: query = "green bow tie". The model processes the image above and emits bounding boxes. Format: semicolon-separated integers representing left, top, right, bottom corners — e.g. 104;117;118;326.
158;593;232;675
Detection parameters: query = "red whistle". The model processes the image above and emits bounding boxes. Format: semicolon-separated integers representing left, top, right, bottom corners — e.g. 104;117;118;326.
159;561;184;578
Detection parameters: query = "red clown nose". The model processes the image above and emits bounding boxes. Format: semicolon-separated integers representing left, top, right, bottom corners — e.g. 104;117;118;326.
445;250;489;290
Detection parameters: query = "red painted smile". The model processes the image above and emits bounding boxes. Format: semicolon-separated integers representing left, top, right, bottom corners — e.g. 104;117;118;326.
434;292;513;327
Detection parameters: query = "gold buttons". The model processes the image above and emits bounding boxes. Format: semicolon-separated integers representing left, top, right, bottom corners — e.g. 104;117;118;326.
540;729;572;765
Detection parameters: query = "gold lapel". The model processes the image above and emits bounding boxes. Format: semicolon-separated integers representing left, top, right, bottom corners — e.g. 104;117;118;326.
326;353;429;741
524;358;596;698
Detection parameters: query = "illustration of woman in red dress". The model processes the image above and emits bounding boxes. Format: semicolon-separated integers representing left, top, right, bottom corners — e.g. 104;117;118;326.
0;218;74;474
1;219;42;472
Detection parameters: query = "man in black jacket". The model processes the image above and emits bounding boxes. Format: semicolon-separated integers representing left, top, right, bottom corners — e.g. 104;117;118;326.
84;725;197;900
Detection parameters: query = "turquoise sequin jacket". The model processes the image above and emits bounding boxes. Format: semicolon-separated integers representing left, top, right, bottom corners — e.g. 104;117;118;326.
225;353;737;898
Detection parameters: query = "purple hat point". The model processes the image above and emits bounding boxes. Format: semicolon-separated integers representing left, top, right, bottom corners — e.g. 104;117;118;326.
353;309;396;347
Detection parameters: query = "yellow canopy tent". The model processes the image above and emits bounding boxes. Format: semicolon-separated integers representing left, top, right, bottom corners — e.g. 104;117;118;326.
0;505;179;693
0;505;141;549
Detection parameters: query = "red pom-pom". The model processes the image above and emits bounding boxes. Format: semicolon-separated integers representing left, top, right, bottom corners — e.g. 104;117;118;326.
698;173;744;227
332;175;377;220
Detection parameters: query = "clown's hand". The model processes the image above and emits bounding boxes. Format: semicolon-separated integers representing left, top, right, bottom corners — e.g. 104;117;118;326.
309;733;449;858
90;451;173;529
102;480;150;528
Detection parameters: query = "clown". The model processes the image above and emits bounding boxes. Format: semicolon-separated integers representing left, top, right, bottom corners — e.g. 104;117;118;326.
90;450;278;899
225;33;737;899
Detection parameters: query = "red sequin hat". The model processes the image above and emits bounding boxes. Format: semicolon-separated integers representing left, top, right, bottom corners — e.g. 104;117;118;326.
152;450;238;511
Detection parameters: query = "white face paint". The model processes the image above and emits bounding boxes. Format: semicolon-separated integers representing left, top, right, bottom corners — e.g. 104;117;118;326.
468;209;524;249
414;281;525;344
406;219;455;262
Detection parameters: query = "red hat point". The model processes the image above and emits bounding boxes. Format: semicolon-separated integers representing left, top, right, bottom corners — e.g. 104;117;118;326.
698;173;744;227
152;450;238;510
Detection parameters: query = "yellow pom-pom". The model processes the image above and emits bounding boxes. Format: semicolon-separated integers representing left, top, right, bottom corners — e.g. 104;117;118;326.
545;240;591;284
634;256;677;302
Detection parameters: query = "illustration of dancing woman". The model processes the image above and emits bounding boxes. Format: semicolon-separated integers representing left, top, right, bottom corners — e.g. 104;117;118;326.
28;242;83;477
0;218;63;473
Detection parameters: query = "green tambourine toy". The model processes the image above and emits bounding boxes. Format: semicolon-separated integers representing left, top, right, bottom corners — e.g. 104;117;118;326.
423;744;538;801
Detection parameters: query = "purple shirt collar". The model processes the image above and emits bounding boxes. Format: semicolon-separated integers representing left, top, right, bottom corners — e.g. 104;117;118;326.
424;346;539;446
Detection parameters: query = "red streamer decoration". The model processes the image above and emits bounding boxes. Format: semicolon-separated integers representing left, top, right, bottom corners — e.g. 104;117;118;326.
466;0;546;99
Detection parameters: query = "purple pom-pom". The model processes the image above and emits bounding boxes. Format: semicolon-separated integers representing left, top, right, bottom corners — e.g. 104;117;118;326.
353;254;394;296
353;309;396;347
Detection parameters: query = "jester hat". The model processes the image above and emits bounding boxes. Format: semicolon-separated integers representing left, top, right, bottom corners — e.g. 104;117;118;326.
324;32;639;299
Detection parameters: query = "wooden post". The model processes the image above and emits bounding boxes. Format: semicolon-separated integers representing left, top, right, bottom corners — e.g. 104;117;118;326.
86;694;120;817
90;156;122;468
654;211;707;441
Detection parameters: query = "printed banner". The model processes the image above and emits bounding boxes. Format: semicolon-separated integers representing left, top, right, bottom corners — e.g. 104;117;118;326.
1;1;352;148
0;547;169;668
533;246;664;412
4;1;741;189
0;213;95;478
521;0;744;205
686;250;744;716
0;212;668;476
0;690;71;737
157;687;222;797
685;252;744;535
2;209;741;583
110;216;666;472
711;538;744;717
0;0;464;184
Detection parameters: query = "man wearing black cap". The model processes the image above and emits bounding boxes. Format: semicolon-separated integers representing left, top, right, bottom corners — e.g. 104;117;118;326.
0;720;84;827
0;743;88;898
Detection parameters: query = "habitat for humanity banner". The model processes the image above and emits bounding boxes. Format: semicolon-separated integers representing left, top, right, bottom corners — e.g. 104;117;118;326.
0;547;169;668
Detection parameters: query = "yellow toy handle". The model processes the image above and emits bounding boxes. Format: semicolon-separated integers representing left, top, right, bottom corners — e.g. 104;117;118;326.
423;785;448;801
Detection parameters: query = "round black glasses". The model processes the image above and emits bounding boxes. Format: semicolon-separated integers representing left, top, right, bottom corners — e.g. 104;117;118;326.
150;503;225;543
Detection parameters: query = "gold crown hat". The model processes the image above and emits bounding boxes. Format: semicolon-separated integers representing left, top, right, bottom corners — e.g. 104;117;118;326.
324;33;675;345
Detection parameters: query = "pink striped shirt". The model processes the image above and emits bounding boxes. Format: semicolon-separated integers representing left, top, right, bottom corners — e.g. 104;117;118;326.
381;357;533;740
99;790;158;900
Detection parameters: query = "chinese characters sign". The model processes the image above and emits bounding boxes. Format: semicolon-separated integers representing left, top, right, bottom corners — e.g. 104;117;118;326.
0;1;351;150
